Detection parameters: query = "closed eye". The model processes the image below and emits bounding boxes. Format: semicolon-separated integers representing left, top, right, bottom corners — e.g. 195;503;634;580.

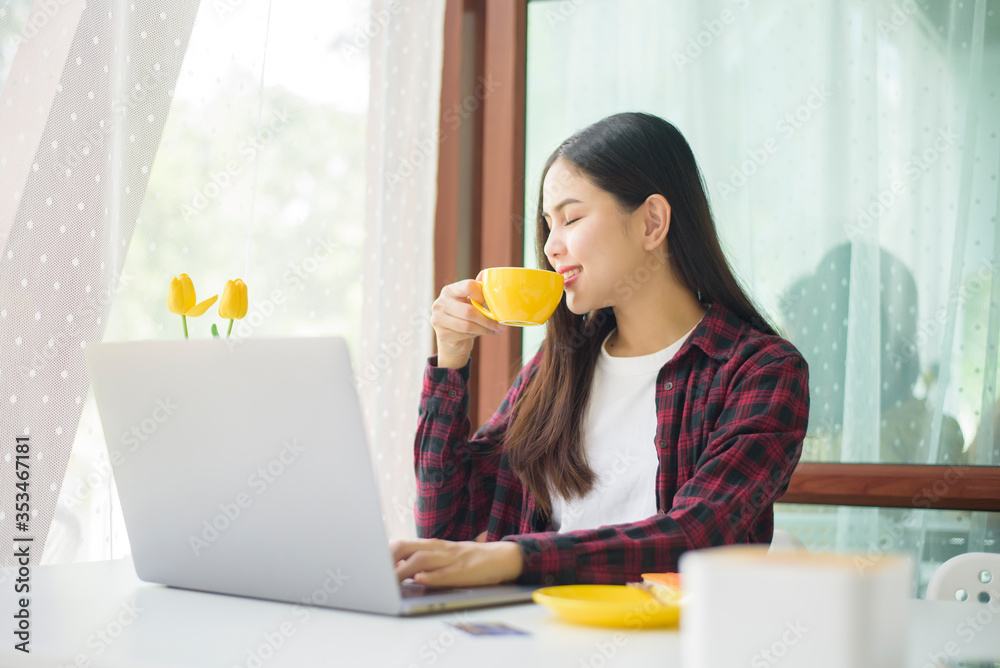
544;216;580;232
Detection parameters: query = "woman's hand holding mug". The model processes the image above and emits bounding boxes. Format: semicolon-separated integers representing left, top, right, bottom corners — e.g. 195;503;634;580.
430;272;505;370
431;268;564;370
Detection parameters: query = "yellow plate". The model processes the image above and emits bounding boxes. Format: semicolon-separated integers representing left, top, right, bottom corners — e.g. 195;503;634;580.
532;585;681;629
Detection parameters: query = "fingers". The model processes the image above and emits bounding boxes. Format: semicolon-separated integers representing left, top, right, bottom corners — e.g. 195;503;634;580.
438;310;501;338
432;284;503;337
443;279;489;314
429;280;507;367
396;551;451;582
393;541;514;587
395;546;454;582
391;538;442;562
460;281;501;333
440;279;482;302
413;564;461;588
461;278;485;306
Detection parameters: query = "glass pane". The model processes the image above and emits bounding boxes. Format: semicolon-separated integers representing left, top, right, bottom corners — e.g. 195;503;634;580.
523;0;1000;466
776;504;1000;598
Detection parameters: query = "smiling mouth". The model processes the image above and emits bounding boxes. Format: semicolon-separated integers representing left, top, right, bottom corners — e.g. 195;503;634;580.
563;268;582;287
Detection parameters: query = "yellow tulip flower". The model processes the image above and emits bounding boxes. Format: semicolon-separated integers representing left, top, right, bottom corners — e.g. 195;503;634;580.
167;273;218;339
218;279;248;337
167;274;195;315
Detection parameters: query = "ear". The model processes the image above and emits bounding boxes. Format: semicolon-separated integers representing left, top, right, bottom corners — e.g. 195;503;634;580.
641;194;671;252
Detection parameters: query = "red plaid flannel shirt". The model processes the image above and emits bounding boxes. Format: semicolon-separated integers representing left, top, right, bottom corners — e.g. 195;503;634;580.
413;301;809;586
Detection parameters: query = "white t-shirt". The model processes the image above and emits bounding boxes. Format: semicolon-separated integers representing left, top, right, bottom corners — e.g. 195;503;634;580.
549;323;698;533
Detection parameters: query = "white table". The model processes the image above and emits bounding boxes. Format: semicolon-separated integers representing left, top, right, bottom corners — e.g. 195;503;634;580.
0;558;997;667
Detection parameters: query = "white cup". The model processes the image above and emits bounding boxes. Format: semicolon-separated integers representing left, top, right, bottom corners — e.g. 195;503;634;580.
679;545;913;668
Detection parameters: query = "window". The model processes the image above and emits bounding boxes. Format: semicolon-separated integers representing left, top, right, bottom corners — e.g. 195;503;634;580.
522;0;999;465
29;0;371;563
478;0;1000;595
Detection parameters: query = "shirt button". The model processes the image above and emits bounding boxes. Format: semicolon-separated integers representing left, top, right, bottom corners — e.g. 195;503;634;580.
543;575;555;585
657;508;666;514
664;381;673;390
656;440;666;449
448;389;457;398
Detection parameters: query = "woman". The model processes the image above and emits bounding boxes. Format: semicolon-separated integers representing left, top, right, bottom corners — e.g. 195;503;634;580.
392;112;810;587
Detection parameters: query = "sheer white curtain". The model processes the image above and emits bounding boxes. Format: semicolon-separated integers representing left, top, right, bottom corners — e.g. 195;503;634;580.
0;0;199;567
523;0;999;578
2;0;380;565
360;0;445;543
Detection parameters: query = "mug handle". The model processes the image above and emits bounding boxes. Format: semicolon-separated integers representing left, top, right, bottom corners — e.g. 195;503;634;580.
469;281;499;322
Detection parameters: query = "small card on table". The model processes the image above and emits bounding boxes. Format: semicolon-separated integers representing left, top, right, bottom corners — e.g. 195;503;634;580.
447;621;530;636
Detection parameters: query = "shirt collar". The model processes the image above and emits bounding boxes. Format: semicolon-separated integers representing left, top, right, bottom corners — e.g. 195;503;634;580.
679;301;751;363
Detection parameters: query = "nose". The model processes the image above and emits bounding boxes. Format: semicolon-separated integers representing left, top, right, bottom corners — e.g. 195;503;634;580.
543;226;564;265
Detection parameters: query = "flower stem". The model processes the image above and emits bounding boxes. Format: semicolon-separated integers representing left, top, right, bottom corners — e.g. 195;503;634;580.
182;315;189;339
226;319;234;338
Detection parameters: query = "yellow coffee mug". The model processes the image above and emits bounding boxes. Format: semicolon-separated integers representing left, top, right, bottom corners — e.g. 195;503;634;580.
469;267;565;326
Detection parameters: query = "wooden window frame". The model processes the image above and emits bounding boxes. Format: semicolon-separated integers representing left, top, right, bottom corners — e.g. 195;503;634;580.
432;0;1000;514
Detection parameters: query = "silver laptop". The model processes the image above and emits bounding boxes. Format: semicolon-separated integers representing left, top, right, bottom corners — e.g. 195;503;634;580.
84;336;538;616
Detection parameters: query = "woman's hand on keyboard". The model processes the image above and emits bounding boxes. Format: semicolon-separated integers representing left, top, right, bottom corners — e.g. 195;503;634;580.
390;538;524;587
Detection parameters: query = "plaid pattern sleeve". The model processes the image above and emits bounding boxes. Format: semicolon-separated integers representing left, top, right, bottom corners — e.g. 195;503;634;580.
501;347;809;585
414;351;542;541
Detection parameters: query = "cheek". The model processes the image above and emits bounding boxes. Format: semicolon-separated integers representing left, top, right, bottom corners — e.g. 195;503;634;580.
574;226;627;279
566;227;599;261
